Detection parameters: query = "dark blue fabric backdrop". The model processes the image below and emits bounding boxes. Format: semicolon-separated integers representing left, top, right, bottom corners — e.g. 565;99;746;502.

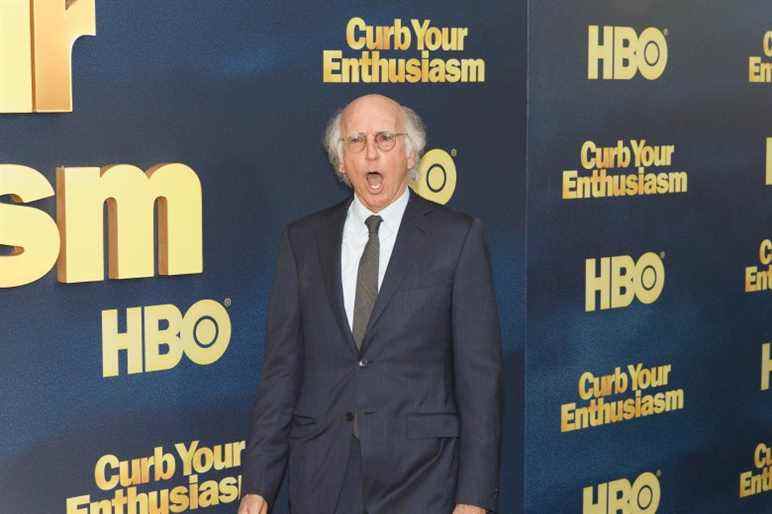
0;1;525;513
526;1;772;513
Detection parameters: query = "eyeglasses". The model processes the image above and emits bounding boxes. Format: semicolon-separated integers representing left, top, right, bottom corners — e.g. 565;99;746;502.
340;131;408;153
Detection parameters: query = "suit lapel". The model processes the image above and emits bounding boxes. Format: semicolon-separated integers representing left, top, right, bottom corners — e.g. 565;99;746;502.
316;196;359;357
360;191;432;354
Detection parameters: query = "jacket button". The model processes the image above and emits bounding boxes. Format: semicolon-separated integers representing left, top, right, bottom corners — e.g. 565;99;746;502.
345;411;354;421
358;358;368;367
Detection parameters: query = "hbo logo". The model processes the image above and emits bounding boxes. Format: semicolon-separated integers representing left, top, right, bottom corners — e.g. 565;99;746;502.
101;299;231;377
583;472;661;514
411;148;458;205
585;252;665;312
588;26;669;80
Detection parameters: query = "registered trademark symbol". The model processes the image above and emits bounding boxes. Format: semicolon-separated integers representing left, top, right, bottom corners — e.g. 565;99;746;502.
656;470;662;477
450;148;458;157
660;252;666;259
223;297;232;307
663;28;669;36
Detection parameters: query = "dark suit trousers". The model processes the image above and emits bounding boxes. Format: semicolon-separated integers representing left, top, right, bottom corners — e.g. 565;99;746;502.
332;435;365;514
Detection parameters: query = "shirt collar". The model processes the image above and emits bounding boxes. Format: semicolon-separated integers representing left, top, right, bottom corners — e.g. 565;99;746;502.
350;186;410;237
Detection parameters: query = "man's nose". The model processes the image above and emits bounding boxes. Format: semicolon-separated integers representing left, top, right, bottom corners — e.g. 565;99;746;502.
365;136;379;160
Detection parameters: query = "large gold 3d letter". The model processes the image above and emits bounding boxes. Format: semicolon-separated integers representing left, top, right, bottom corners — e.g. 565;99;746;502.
57;163;203;283
0;0;96;113
0;164;61;287
0;0;34;112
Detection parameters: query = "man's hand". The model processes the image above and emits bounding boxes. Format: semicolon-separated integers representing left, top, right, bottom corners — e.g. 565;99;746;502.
453;503;487;514
237;494;269;514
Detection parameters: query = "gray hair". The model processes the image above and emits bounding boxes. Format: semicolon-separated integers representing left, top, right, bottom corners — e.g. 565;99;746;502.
323;104;427;186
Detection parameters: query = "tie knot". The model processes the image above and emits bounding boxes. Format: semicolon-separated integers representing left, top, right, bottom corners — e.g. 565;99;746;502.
365;215;382;235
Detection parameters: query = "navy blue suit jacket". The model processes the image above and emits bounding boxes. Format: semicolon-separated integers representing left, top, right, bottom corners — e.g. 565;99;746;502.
242;192;503;514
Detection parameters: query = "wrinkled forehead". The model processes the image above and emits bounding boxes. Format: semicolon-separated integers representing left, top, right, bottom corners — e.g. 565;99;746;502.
341;97;404;135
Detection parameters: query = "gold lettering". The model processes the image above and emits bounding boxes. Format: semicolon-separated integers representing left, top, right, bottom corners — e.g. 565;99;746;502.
0;165;60;287
560;402;576;432
57;163;202;283
322;50;342;82
740;470;753;497
578;372;594;400
94;454;120;491
101;307;143;377
345;17;366;50
755;443;769;469
582;483;607;514
175;440;200;476
65;495;90;514
0;0;33;112
410;19;431;51
30;0;96;111
760;240;772;265
144;304;185;373
587;25;613;80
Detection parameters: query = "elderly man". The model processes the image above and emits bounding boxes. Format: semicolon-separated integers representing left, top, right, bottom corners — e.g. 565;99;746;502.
238;94;502;514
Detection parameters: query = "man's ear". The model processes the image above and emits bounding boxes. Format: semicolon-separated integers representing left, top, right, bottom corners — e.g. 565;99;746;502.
407;152;417;172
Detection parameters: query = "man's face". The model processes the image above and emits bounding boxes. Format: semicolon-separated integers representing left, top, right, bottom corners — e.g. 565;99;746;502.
339;95;416;213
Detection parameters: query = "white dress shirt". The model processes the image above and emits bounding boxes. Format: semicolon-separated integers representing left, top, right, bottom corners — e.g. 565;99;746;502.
341;186;410;330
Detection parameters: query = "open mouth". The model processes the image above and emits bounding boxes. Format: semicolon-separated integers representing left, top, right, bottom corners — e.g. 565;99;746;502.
366;171;384;193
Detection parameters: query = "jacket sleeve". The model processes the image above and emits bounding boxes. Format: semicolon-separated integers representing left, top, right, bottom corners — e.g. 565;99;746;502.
241;227;304;506
452;218;503;512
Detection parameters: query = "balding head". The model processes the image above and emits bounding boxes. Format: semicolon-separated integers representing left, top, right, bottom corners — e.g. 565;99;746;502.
323;94;426;187
341;94;403;131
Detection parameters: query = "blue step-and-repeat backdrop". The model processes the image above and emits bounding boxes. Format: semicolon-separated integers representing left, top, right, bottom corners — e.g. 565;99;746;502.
0;1;524;513
526;1;772;513
4;0;772;513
